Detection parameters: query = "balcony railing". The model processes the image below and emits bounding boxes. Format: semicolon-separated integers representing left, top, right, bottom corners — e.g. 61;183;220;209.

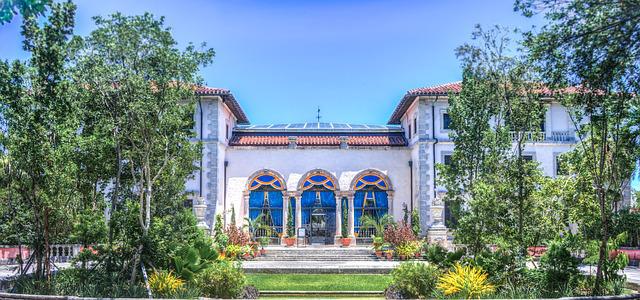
509;131;574;143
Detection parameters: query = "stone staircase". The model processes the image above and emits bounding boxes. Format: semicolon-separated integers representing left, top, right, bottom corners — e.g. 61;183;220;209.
254;247;377;261
242;246;403;274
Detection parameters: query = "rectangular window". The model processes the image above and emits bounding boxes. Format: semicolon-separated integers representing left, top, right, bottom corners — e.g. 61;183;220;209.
408;124;412;139
523;155;534;162
443;113;451;130
226;124;229;140
556;155;565;176
444;155;452;166
413;118;417;134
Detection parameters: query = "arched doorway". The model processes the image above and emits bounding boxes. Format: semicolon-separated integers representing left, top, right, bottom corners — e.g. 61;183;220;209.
351;170;392;242
298;170;338;245
246;170;286;243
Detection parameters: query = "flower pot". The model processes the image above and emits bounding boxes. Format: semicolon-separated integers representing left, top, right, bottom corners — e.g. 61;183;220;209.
415;252;421;259
341;238;351;247
243;253;250;259
260;249;266;255
375;250;383;258
284;237;296;247
386;253;393;260
399;255;406;260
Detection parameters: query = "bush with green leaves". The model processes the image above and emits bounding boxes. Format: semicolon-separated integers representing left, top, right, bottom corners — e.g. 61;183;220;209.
195;261;247;299
389;262;440;298
172;238;219;281
424;244;464;269
539;238;580;296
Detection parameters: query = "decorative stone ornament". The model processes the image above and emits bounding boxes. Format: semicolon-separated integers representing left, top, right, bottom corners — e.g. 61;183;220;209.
193;196;209;230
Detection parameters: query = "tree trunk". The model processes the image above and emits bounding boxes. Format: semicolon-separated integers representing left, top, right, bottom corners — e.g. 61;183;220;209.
43;207;51;281
594;187;609;295
107;136;121;273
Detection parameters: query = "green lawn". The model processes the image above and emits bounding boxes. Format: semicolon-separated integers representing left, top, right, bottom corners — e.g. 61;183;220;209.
246;274;392;291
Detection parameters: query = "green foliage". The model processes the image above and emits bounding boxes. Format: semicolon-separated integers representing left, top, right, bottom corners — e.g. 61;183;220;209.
390;262;440;299
195;261;247;299
172;238;218;281
410;209;420;237
424;244;464;269
0;0;51;24
437;263;495;299
341;200;348;238
395;242;419;257
70;209;107;246
148;270;185;298
584;232;630;283
611;208;640;247
286;200;294;237
359;213;394;238
539;238;580;296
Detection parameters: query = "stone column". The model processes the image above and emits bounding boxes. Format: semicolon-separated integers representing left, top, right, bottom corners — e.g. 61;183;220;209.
346;191;355;237
295;193;302;236
335;194;342;238
281;191;288;240
242;190;250;218
386;191;394;217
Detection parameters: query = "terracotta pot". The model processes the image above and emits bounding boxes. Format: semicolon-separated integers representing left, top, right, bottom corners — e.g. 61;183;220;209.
399;255;406;260
243;253;250;259
284;237;296;247
375;250;383;258
260;249;266;255
341;238;352;247
415;252;421;258
386;253;393;260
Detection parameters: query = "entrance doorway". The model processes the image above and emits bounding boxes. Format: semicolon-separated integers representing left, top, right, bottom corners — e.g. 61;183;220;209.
302;190;336;245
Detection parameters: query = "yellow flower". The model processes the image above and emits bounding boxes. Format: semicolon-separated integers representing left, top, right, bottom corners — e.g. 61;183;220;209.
436;263;495;299
148;270;184;297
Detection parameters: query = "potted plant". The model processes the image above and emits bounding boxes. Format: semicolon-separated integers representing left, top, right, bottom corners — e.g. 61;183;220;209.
397;243;414;260
284;202;296;247
373;236;384;258
340;203;351;247
413;241;422;258
385;249;394;260
241;245;251;259
258;236;269;255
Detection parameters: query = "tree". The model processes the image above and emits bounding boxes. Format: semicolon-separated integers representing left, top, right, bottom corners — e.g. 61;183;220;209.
0;0;50;24
440;25;558;255
520;0;640;293
0;1;80;279
72;12;214;283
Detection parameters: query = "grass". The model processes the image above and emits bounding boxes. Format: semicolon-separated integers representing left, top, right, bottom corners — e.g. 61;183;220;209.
246;274;392;291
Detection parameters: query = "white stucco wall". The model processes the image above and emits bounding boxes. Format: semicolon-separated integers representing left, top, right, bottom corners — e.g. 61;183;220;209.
223;147;412;225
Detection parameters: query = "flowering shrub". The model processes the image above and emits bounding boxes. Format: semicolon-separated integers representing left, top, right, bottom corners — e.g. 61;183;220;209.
148;270;185;298
437;263;495;299
225;225;250;246
384;225;416;247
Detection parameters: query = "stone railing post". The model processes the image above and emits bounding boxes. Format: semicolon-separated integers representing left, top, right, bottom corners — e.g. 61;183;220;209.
193;196;209;230
335;193;342;238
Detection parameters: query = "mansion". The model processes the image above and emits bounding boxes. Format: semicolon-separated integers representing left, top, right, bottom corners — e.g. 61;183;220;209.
185;82;634;246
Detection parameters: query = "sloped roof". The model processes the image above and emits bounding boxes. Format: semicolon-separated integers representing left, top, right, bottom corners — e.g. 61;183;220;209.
195;86;249;124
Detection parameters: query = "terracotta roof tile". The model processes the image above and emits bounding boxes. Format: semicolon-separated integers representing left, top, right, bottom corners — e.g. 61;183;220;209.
195;86;249;124
229;134;406;147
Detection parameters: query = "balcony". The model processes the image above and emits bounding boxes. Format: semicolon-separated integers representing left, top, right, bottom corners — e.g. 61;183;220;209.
509;131;575;143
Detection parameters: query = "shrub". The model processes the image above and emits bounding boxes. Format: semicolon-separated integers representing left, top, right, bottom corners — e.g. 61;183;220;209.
196;261;247;299
172;239;218;281
226;244;242;259
384;225;416;247
437;263;495;299
149;270;185;298
225;225;250;246
390;262;440;298
424;244;464;269
539;239;579;296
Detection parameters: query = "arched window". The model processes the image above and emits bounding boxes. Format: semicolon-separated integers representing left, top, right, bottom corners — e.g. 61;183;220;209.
247;171;285;239
352;171;391;239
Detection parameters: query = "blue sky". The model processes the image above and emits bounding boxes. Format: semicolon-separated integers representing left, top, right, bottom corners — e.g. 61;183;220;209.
0;0;637;191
